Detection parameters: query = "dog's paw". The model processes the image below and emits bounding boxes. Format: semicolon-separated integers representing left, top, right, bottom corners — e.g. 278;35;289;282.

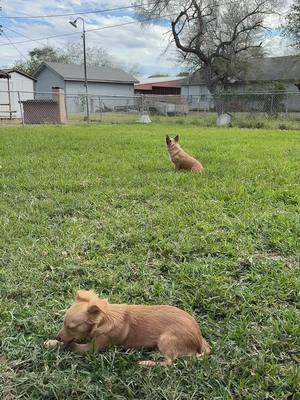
44;339;63;348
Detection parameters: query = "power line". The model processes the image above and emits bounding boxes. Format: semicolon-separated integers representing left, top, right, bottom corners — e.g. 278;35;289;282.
0;2;286;49
0;16;175;48
2;1;289;20
0;3;149;19
1;31;28;60
0;1;289;21
2;24;46;45
0;29;83;47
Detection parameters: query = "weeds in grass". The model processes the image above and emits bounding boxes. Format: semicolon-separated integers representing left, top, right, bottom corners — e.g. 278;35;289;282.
0;125;299;399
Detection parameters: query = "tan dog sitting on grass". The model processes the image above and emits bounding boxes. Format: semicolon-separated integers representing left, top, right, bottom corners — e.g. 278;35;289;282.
45;290;210;367
166;135;204;172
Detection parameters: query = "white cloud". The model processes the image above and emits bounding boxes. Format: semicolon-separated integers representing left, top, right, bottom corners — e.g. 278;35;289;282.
263;35;296;57
0;0;295;74
0;0;179;75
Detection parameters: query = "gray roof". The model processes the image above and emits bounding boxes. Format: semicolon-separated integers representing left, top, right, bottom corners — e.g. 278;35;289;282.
1;68;36;80
183;56;300;85
0;69;10;79
35;62;138;84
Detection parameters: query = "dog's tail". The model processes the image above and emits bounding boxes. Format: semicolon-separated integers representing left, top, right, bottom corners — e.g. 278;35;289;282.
197;337;211;358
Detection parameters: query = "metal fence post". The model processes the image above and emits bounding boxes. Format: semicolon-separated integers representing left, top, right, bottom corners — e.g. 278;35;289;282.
17;91;24;127
98;96;102;122
142;94;145;113
271;94;274;113
64;94;68;123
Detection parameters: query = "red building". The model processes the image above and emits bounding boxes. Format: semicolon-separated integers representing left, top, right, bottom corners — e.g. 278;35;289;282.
134;77;184;95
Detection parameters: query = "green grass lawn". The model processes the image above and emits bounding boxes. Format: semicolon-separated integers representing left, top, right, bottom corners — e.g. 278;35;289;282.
67;111;300;131
0;124;299;399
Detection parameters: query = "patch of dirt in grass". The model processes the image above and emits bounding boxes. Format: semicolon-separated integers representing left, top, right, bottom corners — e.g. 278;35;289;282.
234;252;298;286
0;355;15;400
239;252;298;268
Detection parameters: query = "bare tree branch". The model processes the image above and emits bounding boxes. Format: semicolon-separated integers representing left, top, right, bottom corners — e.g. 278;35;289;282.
135;0;280;94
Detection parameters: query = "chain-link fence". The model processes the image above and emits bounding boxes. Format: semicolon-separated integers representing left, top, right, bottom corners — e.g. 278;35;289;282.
1;89;300;129
65;93;143;124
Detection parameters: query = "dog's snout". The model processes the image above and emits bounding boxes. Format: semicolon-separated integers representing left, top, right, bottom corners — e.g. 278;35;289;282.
56;328;76;345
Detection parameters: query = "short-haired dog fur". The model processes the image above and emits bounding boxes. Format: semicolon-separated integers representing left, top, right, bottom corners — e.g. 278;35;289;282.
45;290;210;367
166;135;204;172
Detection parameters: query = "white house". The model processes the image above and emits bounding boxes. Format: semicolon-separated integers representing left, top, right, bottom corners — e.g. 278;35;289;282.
0;69;35;118
34;62;138;113
181;56;300;112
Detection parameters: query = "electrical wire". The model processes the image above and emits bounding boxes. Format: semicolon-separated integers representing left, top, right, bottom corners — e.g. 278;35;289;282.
2;24;46;45
0;3;151;19
0;1;288;20
0;16;175;47
1;30;28;60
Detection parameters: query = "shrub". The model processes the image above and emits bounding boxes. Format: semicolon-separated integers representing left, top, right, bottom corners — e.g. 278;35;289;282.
279;123;288;130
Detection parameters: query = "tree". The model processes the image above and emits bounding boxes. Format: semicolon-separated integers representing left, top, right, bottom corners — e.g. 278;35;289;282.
135;0;281;100
14;43;116;76
14;46;68;76
283;0;300;50
117;62;141;77
62;42;115;67
148;73;170;77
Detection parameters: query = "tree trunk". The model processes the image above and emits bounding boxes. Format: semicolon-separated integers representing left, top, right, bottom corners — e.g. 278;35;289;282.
203;65;224;116
214;93;225;116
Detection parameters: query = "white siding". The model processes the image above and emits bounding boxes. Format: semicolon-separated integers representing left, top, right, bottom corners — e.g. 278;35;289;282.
285;83;300;111
66;81;134;96
181;84;213;111
0;72;34;118
181;85;211;97
182;82;300;112
65;81;135;113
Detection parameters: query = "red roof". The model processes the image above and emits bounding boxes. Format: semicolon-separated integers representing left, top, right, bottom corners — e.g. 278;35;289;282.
135;79;184;91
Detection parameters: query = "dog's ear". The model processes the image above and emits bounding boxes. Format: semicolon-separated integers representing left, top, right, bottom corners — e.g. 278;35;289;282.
87;304;101;316
76;290;97;302
87;299;108;317
166;135;171;145
174;135;179;142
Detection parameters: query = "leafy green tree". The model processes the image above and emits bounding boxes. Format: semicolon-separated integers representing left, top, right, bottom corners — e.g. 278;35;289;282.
14;46;68;76
13;44;115;76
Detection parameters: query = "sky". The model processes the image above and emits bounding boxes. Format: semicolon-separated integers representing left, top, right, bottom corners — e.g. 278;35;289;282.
0;0;296;77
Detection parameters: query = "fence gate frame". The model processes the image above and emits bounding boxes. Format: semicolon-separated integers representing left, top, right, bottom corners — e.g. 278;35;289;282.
0;70;14;120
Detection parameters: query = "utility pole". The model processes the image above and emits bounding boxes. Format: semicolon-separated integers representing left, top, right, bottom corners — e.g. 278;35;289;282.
69;17;90;123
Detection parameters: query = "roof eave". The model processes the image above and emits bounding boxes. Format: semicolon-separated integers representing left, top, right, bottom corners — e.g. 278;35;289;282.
65;78;138;84
35;62;138;83
183;77;297;86
33;62;65;80
3;69;36;81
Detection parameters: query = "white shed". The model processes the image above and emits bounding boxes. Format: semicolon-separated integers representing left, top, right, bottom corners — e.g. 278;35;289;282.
0;69;35;118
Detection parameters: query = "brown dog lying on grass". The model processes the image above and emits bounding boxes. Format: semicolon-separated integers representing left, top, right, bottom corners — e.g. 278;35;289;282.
166;135;204;172
45;290;210;367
